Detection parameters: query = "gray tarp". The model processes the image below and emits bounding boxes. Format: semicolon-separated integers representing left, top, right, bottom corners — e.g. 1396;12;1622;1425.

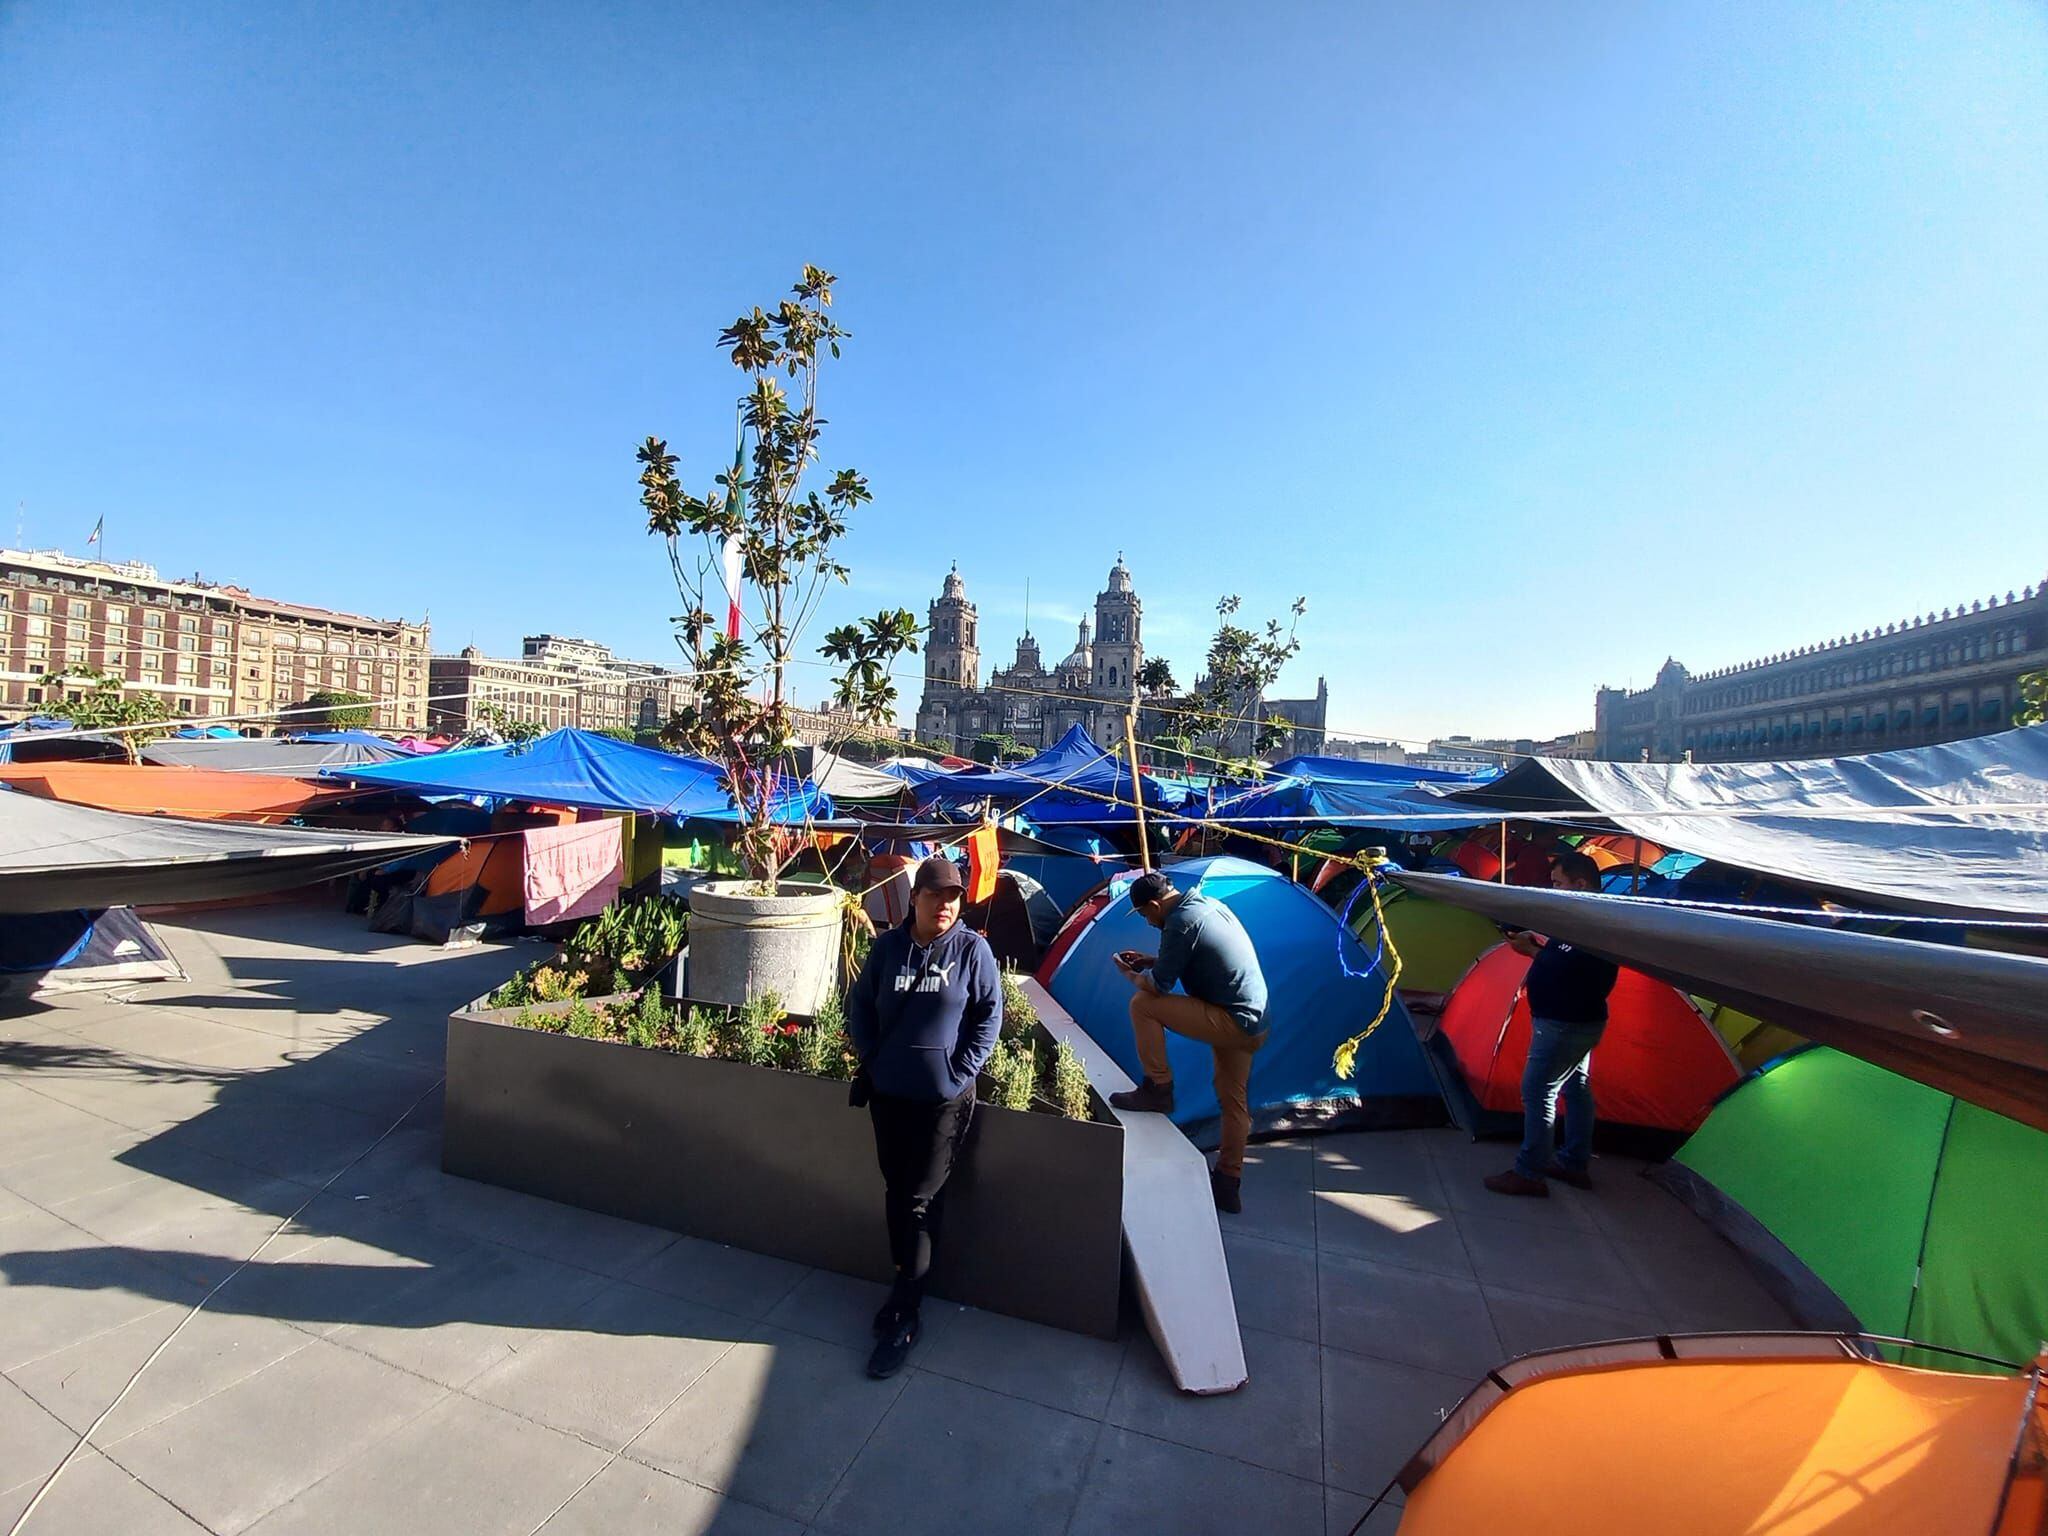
140;737;407;772
1392;870;2048;1133
0;791;454;914
1440;725;2048;918
790;746;911;804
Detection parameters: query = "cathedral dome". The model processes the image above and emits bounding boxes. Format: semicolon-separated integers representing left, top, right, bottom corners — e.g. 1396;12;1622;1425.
1057;616;1093;674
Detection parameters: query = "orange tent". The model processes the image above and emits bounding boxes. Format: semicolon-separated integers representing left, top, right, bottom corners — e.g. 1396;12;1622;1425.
1388;1334;2047;1535
1435;942;1740;1136
0;763;358;823
1574;832;1670;871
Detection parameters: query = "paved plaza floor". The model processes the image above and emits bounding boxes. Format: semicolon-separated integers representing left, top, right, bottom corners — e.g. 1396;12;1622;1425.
0;905;1793;1535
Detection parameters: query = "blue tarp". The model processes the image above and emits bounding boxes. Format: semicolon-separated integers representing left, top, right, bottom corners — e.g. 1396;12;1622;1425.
1206;758;1500;833
1046;855;1440;1140
321;728;832;821
913;725;1177;823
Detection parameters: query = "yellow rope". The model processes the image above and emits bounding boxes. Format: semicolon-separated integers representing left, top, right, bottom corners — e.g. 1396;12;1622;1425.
1333;856;1404;1081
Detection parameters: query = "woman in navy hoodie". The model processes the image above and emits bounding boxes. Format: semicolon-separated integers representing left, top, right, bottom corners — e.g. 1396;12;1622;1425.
844;854;1001;1378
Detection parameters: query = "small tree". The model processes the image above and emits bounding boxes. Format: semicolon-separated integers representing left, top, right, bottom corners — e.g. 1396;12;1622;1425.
1184;595;1307;776
637;266;920;885
1137;657;1177;697
34;668;171;762
972;731;1029;765
299;689;372;729
2017;669;2048;728
471;700;545;746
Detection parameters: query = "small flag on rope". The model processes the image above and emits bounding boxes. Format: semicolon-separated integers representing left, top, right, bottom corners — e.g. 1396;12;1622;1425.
966;823;1000;904
85;515;102;547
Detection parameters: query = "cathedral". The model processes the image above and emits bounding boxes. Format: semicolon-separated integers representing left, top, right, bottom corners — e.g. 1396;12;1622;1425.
915;557;1147;753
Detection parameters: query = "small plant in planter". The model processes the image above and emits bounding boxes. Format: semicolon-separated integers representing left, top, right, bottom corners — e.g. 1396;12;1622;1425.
636;266;919;1012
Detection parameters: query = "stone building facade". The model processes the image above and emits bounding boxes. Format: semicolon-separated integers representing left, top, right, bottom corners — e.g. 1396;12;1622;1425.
427;635;692;737
916;558;1152;753
1;547;429;731
1595;580;2046;762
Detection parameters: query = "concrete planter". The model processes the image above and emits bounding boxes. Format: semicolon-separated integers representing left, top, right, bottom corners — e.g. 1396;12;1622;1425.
442;995;1126;1338
684;881;841;1015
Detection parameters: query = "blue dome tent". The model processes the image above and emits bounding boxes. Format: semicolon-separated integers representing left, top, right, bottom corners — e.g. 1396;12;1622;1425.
1045;855;1442;1145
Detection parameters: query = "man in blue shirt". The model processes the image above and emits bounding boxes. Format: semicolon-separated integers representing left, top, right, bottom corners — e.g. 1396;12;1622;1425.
1108;871;1269;1213
1484;850;1620;1199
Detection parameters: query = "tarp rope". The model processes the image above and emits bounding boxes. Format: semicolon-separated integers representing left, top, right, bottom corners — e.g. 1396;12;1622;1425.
1332;853;1404;1081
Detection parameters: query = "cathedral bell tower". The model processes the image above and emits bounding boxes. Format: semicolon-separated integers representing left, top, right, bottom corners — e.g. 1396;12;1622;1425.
1092;554;1142;696
925;564;980;693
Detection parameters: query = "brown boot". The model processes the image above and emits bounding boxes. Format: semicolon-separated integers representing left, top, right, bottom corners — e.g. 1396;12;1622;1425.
1483;1169;1550;1198
1544;1163;1593;1191
1109;1078;1175;1114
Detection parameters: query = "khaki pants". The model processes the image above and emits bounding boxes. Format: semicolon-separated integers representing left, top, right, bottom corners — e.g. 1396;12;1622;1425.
1129;992;1267;1178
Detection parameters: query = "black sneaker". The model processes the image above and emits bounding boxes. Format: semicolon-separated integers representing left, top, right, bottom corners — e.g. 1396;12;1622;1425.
1211;1172;1242;1215
1108;1078;1175;1114
866;1312;919;1379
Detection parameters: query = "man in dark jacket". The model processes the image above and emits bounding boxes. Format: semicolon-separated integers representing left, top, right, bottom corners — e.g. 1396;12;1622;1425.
1485;850;1619;1198
844;856;1001;1376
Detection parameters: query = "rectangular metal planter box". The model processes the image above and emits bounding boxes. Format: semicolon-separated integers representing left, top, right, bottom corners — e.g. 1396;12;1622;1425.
442;1001;1126;1338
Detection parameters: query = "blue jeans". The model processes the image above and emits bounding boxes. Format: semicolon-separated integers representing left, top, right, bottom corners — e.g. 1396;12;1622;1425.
1515;1016;1605;1179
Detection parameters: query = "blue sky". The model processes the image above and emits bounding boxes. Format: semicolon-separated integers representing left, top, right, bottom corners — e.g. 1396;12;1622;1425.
3;2;2044;745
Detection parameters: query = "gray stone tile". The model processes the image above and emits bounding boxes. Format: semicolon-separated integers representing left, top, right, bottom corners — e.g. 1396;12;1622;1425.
0;1215;200;1372
0;1083;113;1166
1228;1142;1319;1249
536;1456;801;1535
1454;1210;1656;1311
764;1268;955;1351
1069;1424;1324;1536
242;1392;610;1536
7;1068;236;1133
106;1336;446;1534
0;1374;81;1502
235;1047;447;1123
1320;1345;1468;1497
0;1129;159;1208
1326;1483;1403;1535
167;1094;392;1184
628;1325;908;1524
47;1168;320;1289
8;1301;317;1443
202;1220;455;1334
1107;1324;1323;1482
1318;1249;1502;1379
1424;1132;1602;1230
380;1171;675;1280
1482;1287;1662;1361
325;1238;612;1390
0;1447;209;1535
1312;1133;1448;1204
469;1280;750;1449
623;1234;808;1322
1313;1188;1473;1279
1222;1230;1320;1343
816;1371;1097;1536
915;1302;1127;1418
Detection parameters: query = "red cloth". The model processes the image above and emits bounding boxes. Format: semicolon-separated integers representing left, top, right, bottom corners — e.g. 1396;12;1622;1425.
521;819;624;925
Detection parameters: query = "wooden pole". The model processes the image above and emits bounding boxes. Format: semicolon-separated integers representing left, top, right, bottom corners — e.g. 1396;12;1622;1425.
1125;708;1152;871
1498;820;1509;884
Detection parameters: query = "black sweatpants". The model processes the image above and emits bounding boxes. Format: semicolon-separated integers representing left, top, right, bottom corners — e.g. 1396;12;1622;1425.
867;1086;975;1307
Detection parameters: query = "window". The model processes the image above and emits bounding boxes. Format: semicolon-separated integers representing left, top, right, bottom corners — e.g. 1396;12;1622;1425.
144;610;163;628
67;599;88;618
28;596;50;614
23;616;47;637
178;615;197;632
212;620;230;637
176;698;194;714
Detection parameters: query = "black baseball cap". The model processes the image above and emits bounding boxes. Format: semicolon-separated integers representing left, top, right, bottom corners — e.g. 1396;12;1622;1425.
913;857;966;894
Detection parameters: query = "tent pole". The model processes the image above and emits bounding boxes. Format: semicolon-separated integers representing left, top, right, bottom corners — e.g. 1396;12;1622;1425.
1631;834;1642;894
1498;821;1508;884
1124;708;1152;871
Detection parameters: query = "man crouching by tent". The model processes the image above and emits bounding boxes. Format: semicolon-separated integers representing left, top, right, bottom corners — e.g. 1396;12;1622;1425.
1109;871;1269;1215
1485;849;1618;1199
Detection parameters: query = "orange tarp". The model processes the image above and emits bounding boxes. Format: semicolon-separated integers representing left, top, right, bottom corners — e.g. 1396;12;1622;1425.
0;763;357;823
1399;1358;2045;1536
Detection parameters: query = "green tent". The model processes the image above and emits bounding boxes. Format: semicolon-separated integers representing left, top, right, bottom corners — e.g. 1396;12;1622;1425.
1349;885;1505;996
1662;1047;2048;1369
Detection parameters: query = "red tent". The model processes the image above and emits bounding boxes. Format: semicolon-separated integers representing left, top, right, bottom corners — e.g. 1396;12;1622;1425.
1435;943;1740;1137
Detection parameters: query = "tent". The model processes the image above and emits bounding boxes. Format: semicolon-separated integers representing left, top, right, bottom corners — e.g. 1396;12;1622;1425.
1340;882;1506;996
1389;1332;2048;1535
0;791;453;913
0;907;185;996
964;869;1062;971
1044;856;1440;1141
913;725;1175;824
140;736;409;771
323;728;832;821
788;746;909;807
1654;1047;2048;1367
1390;869;2048;1135
1442;724;2048;918
1205;756;1497;831
1426;943;1742;1146
0;762;360;822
